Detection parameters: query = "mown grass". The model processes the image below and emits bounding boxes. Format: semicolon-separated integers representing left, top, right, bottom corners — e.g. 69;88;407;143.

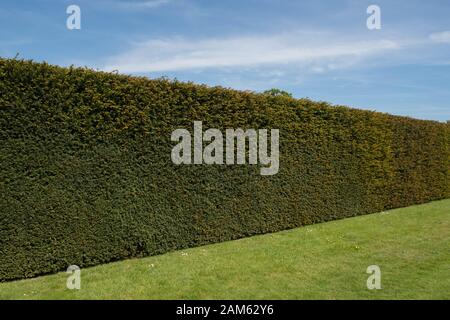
1;199;449;300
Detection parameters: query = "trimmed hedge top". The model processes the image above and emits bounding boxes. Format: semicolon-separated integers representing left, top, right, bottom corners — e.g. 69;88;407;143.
0;58;449;281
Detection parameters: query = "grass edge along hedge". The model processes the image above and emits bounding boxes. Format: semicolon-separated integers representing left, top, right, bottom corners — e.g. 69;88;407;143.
1;58;449;281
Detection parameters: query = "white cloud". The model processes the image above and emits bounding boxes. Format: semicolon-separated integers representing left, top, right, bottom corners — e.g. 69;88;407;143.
103;32;401;73
429;31;450;43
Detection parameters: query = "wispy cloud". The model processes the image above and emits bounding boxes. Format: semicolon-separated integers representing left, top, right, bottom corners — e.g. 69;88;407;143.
429;31;450;43
114;0;171;9
103;32;401;73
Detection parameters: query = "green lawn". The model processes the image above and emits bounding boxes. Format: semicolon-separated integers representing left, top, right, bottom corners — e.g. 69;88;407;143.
1;199;449;300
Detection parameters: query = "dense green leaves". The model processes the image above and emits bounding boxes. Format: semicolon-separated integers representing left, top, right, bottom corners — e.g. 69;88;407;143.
0;58;449;281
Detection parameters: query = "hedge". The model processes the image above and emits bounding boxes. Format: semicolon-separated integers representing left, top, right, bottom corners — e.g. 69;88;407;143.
0;58;449;281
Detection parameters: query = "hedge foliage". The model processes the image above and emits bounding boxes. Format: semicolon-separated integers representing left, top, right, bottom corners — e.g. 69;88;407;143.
1;58;449;281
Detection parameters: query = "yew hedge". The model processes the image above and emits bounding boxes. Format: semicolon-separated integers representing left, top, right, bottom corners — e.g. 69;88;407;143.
0;58;448;281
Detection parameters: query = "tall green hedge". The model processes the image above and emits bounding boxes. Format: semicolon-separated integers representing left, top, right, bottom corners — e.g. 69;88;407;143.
1;58;449;281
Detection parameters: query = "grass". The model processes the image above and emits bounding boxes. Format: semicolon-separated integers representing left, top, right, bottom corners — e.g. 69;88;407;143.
1;199;449;300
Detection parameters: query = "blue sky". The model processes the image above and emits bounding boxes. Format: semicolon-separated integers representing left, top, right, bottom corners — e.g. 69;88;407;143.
1;0;449;121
